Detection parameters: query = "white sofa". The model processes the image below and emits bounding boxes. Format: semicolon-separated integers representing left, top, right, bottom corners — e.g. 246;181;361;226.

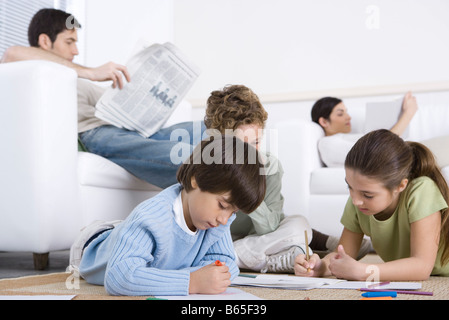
0;60;191;269
274;92;449;237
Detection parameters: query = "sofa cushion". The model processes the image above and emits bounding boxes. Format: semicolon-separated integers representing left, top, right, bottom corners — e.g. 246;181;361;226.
310;167;348;195
408;94;449;141
442;166;449;185
311;166;449;196
420;135;449;169
78;152;162;191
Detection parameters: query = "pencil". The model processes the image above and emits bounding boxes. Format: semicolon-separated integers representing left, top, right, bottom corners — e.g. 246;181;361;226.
359;288;433;296
304;230;310;273
367;281;390;289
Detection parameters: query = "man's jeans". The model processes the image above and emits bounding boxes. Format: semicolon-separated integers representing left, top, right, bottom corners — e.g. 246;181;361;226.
79;121;206;189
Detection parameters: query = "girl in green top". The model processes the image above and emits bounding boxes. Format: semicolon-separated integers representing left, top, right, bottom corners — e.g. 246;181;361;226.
295;129;449;280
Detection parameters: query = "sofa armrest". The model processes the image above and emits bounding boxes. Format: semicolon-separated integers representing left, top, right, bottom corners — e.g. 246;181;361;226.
0;60;81;252
273;119;324;218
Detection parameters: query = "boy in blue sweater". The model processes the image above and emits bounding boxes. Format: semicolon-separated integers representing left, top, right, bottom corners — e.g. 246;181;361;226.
69;136;266;296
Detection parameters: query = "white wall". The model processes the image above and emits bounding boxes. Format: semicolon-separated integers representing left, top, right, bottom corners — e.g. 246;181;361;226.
82;0;174;67
66;0;86;65
79;0;449;125
174;0;449;104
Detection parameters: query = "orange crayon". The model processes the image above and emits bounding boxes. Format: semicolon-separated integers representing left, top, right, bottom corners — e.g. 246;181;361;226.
361;296;393;301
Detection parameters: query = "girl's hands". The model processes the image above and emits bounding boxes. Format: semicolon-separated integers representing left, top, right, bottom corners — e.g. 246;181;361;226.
328;245;366;280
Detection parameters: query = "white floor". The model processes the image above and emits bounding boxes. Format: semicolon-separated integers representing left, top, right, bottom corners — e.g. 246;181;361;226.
0;250;69;279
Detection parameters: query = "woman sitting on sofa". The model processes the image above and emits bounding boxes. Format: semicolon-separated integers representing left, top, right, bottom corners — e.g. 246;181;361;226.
311;92;418;167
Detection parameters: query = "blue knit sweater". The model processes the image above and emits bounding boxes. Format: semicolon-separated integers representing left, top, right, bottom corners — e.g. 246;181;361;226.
79;184;238;296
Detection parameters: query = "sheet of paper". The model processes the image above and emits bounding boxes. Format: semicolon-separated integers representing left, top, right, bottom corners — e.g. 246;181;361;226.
231;274;344;290
155;287;262;300
0;295;76;300
232;275;422;292
323;281;422;290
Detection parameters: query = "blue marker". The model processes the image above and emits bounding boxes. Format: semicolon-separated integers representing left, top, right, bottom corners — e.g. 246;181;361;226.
362;291;397;298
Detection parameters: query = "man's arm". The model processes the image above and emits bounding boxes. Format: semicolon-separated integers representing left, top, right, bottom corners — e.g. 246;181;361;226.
1;46;130;89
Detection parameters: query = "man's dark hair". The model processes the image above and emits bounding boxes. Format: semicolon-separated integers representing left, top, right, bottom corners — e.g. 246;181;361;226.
28;8;81;47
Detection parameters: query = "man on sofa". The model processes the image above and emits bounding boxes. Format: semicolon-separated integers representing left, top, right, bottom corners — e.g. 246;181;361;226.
1;8;205;189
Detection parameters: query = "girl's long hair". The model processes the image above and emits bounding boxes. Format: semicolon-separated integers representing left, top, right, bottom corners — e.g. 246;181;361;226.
345;129;449;264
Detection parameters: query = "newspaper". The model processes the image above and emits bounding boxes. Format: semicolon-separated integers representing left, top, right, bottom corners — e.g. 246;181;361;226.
95;42;201;137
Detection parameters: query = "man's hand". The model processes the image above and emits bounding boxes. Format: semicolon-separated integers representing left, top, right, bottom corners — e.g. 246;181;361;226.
80;62;131;89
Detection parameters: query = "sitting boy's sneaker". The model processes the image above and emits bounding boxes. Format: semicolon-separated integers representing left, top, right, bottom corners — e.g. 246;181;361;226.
67;220;122;273
260;246;306;274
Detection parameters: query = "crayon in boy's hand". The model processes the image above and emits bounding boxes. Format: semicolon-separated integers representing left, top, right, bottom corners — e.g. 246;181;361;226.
215;260;223;266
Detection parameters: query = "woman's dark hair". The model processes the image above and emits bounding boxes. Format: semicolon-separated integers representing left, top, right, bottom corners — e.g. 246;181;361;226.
177;135;266;214
311;97;342;125
28;8;81;47
345;129;449;264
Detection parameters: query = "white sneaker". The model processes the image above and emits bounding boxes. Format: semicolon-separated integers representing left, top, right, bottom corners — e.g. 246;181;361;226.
260;246;305;274
67;220;122;273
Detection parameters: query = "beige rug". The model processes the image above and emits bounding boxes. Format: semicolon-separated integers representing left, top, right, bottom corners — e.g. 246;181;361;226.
0;272;448;300
0;255;448;300
0;272;144;300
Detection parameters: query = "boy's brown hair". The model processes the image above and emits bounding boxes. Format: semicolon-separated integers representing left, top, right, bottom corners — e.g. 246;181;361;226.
177;135;266;214
204;85;268;133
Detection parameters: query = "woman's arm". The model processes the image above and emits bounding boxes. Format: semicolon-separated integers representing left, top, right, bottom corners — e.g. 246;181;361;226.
390;91;418;137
